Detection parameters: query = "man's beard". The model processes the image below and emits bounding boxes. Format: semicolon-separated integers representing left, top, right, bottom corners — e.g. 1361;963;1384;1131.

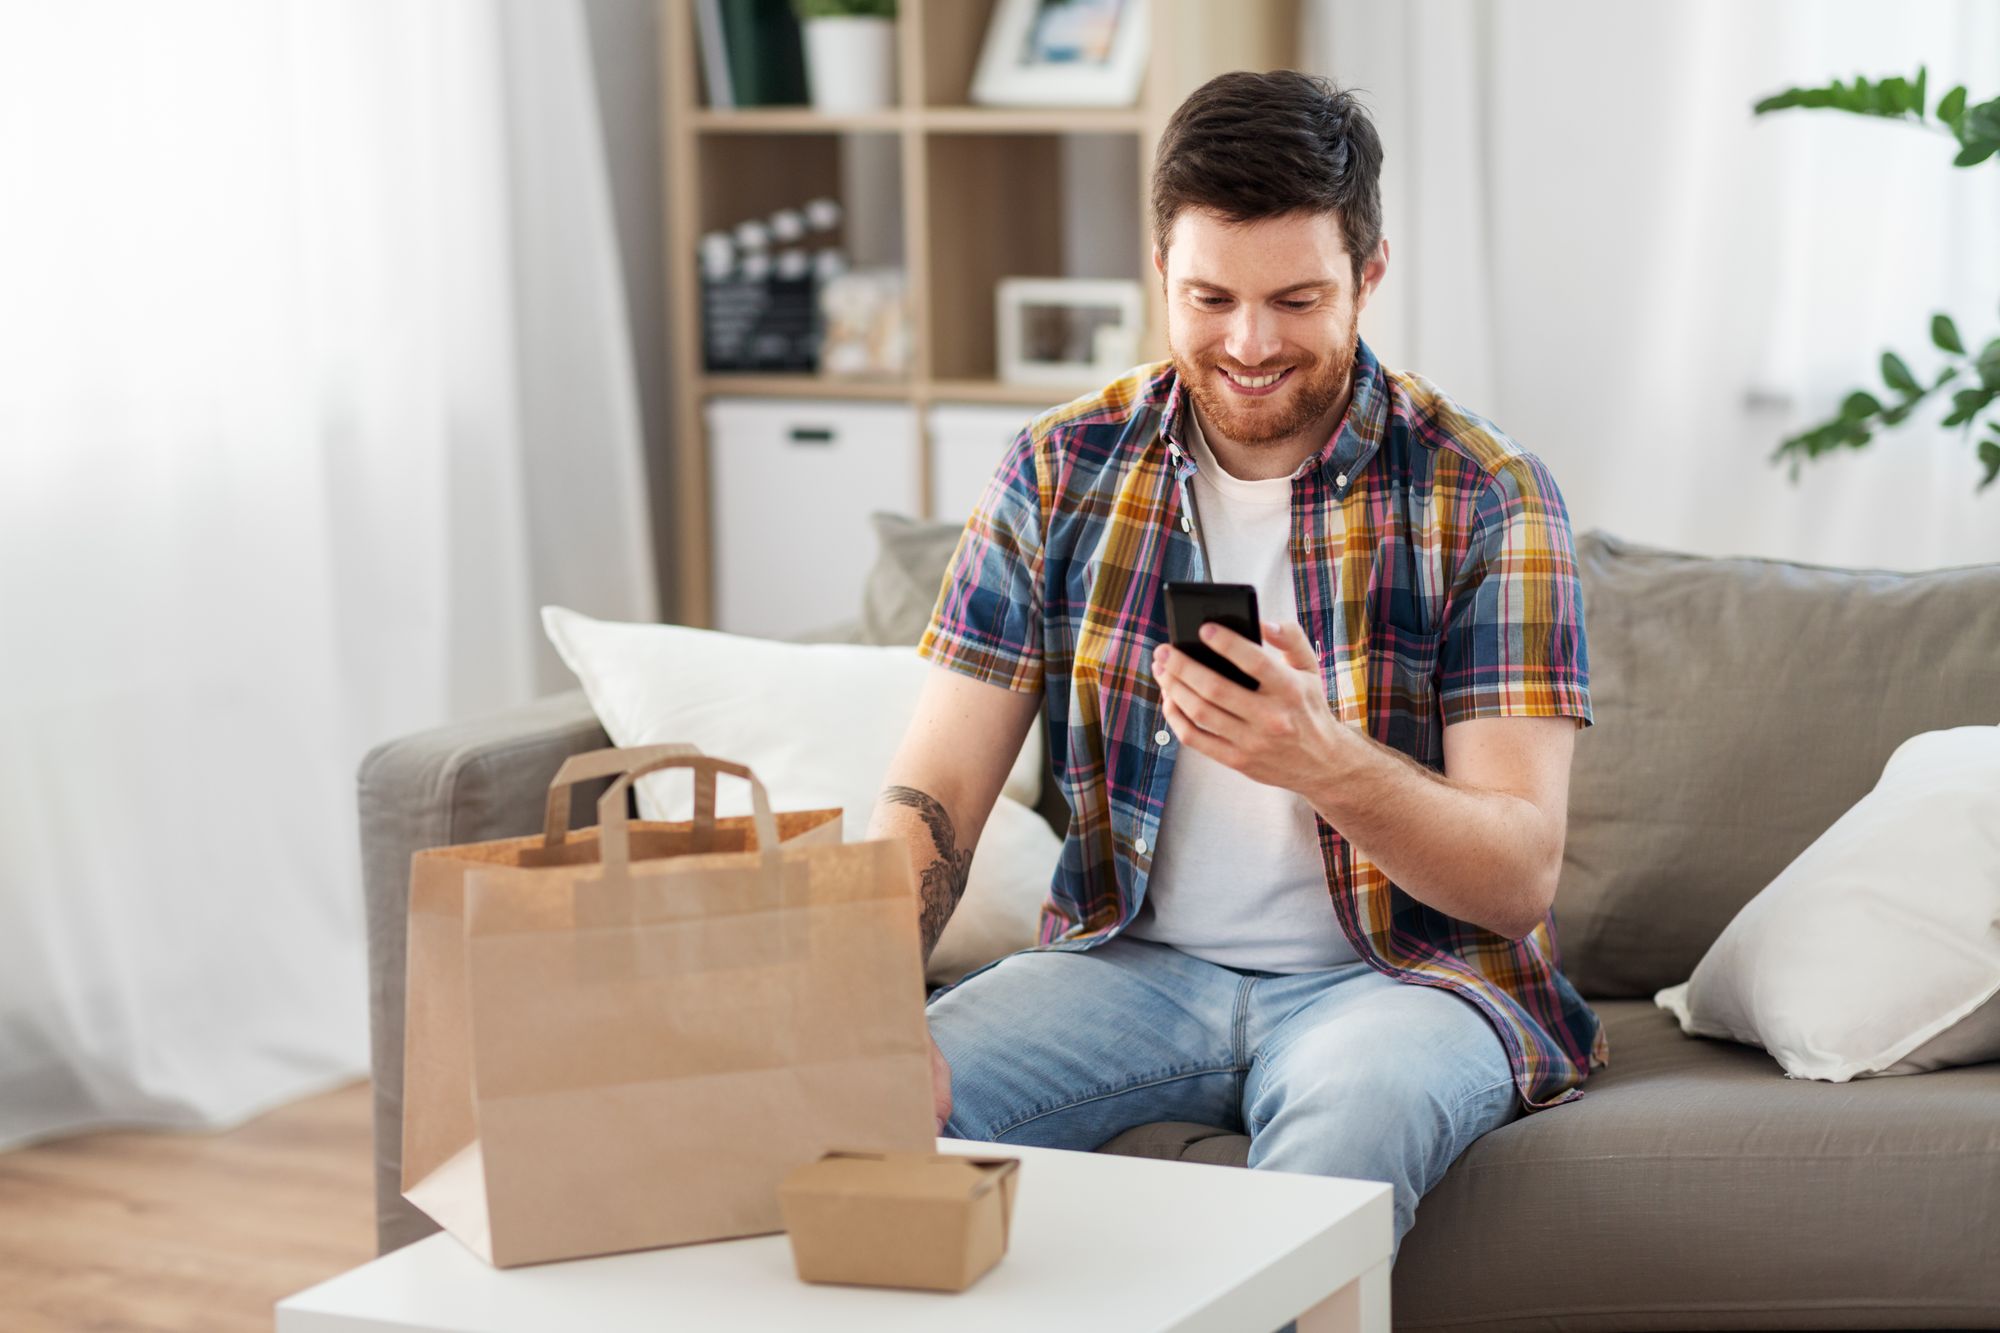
1170;310;1358;449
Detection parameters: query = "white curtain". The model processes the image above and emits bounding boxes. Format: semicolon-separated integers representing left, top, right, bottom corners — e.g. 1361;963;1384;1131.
1306;0;2000;571
0;0;656;1147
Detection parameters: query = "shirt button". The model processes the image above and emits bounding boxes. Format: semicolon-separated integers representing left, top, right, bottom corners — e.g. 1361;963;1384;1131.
1135;837;1148;855
1336;472;1349;486
1179;515;1191;532
1153;727;1171;745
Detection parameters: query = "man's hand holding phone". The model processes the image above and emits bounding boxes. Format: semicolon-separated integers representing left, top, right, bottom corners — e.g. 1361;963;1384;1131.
1154;582;1349;792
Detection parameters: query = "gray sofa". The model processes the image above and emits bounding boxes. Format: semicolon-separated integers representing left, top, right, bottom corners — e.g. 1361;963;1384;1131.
358;528;2000;1330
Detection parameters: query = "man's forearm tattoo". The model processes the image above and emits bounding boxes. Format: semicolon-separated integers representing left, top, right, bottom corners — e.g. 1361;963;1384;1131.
881;785;973;959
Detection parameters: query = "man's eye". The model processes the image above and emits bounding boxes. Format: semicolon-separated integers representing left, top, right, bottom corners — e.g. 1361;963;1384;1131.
1193;295;1229;308
1280;299;1318;312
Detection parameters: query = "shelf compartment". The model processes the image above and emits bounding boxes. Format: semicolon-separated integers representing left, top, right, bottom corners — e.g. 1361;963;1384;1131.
693;109;907;134
695;133;847;234
690;109;1145;135
922;130;1148;384
920;107;1145;134
698;376;1096;407
927;378;1094;406
923;133;1067;382
701;374;913;400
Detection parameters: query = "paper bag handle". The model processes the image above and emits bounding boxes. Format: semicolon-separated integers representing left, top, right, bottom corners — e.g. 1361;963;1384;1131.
541;743;706;848
595;755;782;874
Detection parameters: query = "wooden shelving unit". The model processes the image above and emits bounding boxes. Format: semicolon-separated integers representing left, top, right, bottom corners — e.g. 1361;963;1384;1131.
659;0;1299;627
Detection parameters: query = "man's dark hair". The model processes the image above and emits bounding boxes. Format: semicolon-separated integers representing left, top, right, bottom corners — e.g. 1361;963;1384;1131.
1150;70;1384;285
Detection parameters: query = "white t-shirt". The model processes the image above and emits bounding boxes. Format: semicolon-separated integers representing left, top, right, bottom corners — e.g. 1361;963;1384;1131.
1124;411;1360;973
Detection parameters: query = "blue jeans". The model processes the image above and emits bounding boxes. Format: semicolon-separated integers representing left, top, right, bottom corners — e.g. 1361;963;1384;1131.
926;934;1520;1267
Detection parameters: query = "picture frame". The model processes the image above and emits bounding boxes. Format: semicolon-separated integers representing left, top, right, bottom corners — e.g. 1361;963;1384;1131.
818;267;911;379
969;0;1150;109
996;277;1144;385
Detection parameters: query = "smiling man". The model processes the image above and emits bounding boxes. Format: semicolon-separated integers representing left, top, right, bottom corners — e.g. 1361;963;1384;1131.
868;70;1605;1267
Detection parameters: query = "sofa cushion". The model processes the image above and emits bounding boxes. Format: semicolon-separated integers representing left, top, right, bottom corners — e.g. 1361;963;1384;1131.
1101;1000;2000;1330
1554;531;2000;999
1656;724;2000;1081
861;511;964;646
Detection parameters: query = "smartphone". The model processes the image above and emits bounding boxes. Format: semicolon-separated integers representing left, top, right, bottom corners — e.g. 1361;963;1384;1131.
1163;581;1262;691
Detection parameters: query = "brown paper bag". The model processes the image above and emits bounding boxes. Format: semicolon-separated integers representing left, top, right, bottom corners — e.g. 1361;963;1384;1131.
400;745;936;1267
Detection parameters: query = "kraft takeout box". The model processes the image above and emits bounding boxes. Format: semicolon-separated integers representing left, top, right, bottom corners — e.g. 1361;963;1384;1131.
779;1151;1022;1293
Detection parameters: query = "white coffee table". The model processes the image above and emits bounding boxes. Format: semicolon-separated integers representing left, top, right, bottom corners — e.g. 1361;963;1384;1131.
278;1138;1392;1332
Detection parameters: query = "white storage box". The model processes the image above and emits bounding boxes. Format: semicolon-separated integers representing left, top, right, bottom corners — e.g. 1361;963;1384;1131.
928;403;1048;524
707;397;920;639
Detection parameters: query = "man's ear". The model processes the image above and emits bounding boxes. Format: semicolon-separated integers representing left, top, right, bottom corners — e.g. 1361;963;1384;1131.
1151;244;1166;282
1353;237;1389;316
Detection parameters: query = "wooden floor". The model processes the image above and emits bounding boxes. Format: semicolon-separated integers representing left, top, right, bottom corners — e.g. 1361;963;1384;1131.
0;1079;376;1333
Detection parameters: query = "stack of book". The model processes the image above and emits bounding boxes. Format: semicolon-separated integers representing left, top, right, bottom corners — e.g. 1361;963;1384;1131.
695;0;809;108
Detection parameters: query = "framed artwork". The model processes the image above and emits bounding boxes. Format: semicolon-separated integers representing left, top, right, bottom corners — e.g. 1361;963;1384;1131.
970;0;1149;108
996;277;1144;385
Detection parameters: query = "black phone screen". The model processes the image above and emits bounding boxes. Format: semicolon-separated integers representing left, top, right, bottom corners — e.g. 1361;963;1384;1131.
1163;581;1262;691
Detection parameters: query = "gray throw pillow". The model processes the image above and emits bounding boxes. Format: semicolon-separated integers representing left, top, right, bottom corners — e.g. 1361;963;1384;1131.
1555;530;2000;999
861;511;965;646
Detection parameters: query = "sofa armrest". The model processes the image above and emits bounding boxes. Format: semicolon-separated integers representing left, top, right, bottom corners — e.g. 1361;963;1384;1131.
358;689;610;1256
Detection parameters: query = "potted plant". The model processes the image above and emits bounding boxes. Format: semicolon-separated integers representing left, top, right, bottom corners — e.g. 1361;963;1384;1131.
794;0;897;113
1753;68;2000;493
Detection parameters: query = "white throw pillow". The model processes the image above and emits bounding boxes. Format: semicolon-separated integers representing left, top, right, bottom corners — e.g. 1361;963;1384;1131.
542;606;1056;984
1654;725;2000;1082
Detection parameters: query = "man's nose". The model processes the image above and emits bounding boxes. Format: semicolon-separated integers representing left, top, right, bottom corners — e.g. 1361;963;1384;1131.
1223;304;1283;367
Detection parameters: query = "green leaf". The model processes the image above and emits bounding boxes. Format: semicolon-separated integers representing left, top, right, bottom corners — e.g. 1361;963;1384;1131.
1779;418;1853;462
1938;85;1967;129
1979;438;2000;492
1931;313;1966;354
1951;99;2000;165
1881;351;1920;395
1841;390;1885;419
1979;339;2000;389
1755;86;1826;114
1771;424;1826;464
1877;75;1922;117
1942;386;1997;427
1915;65;1927;116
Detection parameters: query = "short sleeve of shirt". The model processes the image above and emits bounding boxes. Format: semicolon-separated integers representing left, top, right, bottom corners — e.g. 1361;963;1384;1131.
916;425;1045;694
1437;453;1593;729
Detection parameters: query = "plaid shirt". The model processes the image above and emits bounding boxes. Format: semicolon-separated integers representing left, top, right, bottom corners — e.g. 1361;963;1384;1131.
917;339;1608;1110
